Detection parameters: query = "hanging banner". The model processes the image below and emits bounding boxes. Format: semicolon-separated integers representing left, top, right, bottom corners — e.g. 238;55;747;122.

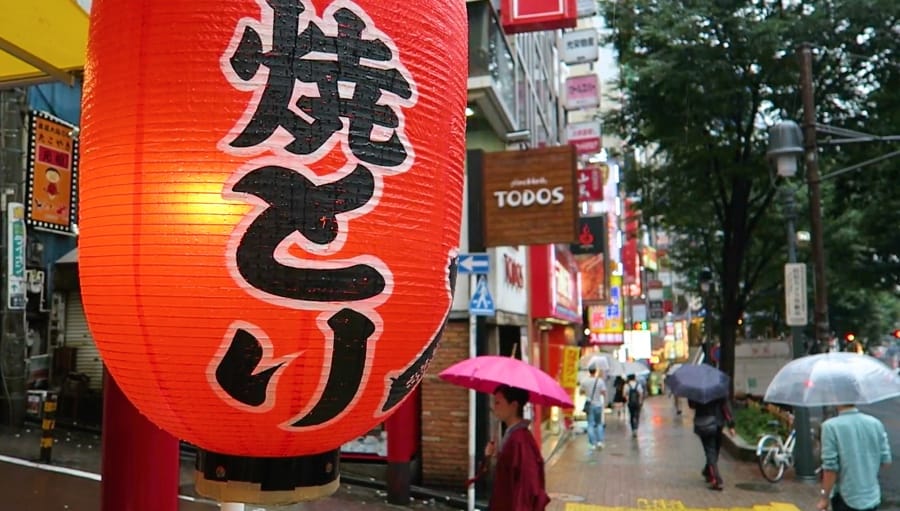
7;202;26;310
26;111;79;234
561;28;599;64
560;346;580;388
577;163;606;202
564;74;599;110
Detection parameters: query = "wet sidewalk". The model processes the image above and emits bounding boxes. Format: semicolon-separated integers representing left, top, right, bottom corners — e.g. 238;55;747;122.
546;396;821;511
0;423;454;511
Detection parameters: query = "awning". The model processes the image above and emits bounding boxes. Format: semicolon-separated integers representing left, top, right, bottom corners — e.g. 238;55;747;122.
0;0;91;88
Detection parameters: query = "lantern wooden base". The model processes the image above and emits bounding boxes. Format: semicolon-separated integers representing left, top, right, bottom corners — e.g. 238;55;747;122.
194;449;340;505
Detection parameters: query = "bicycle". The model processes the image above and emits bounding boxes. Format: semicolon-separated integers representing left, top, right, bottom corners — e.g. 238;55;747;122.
756;419;822;483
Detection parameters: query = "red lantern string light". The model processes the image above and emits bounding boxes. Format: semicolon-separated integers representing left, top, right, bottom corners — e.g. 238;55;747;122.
80;0;467;459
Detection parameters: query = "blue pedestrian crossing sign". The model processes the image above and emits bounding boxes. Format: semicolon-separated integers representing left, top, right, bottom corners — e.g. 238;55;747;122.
469;275;495;316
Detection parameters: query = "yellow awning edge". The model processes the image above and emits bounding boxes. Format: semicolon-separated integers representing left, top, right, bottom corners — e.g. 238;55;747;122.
0;0;90;87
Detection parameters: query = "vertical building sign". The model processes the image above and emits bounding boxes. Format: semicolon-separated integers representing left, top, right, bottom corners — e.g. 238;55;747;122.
7;202;26;310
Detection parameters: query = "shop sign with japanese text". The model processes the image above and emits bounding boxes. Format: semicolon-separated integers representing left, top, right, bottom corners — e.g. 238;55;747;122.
577;163;606;202
566;121;601;155
565;74;599;110
589;275;623;335
26;111;79;234
561;28;599;64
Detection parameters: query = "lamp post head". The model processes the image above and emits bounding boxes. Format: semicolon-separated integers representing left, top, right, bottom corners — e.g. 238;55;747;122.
767;120;804;177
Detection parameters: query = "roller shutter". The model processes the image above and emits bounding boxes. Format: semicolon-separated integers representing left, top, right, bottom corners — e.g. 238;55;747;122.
63;293;104;391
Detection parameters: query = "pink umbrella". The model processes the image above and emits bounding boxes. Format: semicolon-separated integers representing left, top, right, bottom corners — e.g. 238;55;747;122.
439;356;574;408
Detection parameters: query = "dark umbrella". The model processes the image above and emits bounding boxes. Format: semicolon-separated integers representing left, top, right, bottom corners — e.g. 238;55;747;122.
665;364;730;404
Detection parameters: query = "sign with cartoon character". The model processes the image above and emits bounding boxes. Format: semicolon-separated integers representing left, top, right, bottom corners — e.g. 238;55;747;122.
26;111;78;234
79;0;467;472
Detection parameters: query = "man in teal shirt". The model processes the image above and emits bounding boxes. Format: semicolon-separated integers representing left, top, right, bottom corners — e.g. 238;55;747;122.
818;405;892;511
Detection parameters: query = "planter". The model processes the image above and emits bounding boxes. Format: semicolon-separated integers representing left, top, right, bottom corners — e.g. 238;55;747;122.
722;430;758;462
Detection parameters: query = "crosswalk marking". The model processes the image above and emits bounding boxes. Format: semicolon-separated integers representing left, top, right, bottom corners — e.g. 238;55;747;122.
565;500;801;511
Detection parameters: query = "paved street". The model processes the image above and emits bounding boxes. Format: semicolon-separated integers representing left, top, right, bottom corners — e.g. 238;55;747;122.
546;396;821;511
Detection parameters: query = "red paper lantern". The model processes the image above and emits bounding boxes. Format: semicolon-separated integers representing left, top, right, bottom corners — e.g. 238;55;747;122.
80;0;466;457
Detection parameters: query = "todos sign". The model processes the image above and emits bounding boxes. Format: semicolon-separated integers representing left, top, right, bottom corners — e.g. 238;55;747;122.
482;146;578;247
493;177;565;208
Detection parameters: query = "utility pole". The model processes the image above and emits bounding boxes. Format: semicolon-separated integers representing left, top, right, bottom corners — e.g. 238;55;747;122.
798;44;830;352
0;89;27;427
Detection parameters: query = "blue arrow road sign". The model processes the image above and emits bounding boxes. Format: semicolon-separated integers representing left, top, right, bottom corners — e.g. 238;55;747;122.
469;275;495;316
458;253;490;275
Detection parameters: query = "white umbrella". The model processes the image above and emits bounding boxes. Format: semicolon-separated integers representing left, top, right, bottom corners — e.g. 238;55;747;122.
580;353;613;372
764;352;900;407
609;361;650;377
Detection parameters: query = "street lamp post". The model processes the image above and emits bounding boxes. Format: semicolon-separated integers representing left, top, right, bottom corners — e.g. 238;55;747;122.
767;122;817;481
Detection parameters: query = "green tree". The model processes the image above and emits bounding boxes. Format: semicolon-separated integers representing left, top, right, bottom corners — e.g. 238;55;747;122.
603;0;900;390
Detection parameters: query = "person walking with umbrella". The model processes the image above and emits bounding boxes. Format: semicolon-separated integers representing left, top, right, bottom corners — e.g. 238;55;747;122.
762;352;899;511
483;385;551;511
689;397;735;490
666;364;733;490
437;355;571;511
817;403;891;511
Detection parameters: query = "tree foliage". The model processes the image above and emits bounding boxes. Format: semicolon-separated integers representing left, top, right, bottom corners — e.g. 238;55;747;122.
602;0;900;386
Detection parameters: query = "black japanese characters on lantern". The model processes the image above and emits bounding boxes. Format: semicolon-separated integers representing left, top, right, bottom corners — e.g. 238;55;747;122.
213;0;421;429
229;0;412;167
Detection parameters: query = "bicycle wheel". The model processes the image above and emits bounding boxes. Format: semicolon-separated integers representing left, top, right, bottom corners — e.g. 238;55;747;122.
757;435;787;482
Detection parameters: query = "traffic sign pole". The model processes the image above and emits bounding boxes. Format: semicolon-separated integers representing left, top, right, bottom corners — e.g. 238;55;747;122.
466;273;476;511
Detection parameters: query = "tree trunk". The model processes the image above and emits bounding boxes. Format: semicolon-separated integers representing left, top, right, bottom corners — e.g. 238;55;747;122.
718;178;753;399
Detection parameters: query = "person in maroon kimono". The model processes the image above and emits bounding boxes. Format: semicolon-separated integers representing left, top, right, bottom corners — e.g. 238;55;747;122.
484;384;550;511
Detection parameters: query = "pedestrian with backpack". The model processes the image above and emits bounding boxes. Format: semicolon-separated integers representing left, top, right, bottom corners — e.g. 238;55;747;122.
624;374;644;438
